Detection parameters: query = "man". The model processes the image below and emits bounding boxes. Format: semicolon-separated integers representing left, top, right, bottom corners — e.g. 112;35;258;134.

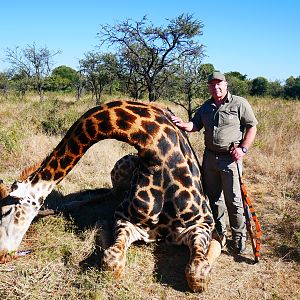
171;71;257;254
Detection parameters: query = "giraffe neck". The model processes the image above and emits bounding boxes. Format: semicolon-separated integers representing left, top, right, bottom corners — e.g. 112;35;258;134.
28;100;167;191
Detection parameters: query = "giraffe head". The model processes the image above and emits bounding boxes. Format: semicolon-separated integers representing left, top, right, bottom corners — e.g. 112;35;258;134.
0;163;42;262
0;179;45;262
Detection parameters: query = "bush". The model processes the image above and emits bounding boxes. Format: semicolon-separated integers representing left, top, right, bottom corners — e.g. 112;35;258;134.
40;100;80;135
0;127;21;152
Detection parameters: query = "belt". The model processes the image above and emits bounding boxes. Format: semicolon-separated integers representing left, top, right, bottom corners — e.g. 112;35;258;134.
206;148;230;155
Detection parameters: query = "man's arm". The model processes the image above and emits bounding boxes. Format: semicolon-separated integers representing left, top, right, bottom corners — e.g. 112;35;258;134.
241;126;257;149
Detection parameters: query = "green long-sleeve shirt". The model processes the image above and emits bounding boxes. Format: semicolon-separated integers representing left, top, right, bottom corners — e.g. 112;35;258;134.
192;92;258;152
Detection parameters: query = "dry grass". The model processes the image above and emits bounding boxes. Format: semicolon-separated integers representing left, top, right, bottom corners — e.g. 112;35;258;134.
0;93;299;300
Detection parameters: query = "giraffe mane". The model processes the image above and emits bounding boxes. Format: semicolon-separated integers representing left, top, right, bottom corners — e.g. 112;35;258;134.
0;161;41;200
18;161;41;181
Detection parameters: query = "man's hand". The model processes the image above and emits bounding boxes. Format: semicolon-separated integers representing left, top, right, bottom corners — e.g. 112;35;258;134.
171;116;185;128
230;146;246;161
171;116;194;132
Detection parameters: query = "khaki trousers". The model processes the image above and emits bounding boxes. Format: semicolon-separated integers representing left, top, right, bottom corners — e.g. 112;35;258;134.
202;149;246;241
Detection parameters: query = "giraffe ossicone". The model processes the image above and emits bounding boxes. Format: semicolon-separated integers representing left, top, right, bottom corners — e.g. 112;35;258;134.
0;100;221;292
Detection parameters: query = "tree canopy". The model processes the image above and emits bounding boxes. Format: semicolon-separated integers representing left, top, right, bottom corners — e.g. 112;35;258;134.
5;43;61;99
98;14;205;101
1;16;299;105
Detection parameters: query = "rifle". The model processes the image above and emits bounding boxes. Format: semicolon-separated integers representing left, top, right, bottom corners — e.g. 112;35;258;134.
236;162;261;263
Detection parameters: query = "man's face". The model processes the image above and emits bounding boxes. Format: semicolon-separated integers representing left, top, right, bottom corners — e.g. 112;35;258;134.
208;79;228;100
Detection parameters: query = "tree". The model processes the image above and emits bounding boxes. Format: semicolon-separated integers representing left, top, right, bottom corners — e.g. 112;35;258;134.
284;76;300;99
162;62;214;119
47;65;79;91
267;80;284;98
198;63;215;99
5;43;61;100
0;72;10;99
250;76;268;96
225;72;249;96
168;56;207;120
118;48;147;99
79;52;119;103
98;14;205;101
225;71;247;81
52;65;78;83
11;70;31;98
100;53;120;95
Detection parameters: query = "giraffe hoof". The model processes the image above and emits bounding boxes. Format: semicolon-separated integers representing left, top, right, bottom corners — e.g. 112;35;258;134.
185;259;212;292
102;247;125;279
0;251;16;264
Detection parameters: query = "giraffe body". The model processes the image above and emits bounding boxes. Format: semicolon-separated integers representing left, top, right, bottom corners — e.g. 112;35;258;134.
0;100;219;292
111;153;139;197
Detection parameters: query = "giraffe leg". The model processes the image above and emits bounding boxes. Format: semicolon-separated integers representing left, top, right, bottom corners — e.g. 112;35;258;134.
206;238;222;266
101;219;145;278
183;227;215;292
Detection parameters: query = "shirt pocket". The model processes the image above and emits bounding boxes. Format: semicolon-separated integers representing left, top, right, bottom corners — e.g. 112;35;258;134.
219;106;239;126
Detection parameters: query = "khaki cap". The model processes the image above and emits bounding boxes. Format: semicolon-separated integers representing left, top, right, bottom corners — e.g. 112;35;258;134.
208;71;226;82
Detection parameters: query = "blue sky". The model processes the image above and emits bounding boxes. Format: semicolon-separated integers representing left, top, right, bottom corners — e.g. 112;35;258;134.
0;0;299;81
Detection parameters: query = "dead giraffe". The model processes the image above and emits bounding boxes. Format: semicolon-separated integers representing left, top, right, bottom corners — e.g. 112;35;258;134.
0;100;221;292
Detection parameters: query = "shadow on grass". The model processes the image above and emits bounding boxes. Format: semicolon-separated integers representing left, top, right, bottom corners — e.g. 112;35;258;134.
44;188;121;267
153;243;190;292
224;239;258;265
42;187;118;229
275;244;300;263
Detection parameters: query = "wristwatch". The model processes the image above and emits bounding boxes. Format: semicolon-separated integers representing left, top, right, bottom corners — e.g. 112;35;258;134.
239;146;248;153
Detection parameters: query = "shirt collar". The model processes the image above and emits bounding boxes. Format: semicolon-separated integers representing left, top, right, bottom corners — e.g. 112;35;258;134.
226;91;233;103
209;91;232;106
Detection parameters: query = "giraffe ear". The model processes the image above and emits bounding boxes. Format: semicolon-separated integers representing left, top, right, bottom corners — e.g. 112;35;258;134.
10;181;28;199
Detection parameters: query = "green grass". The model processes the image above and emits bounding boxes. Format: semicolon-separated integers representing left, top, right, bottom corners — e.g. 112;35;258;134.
0;92;299;300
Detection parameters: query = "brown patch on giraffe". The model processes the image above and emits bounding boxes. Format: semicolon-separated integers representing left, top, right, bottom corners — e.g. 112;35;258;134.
93;110;113;134
127;105;151;118
115;108;137;130
157;136;172;156
106;100;123;108
85;118;98;139
67;138;81;156
54;171;65;181
141;120;160;136
0;181;10;200
60;155;74;170
172;167;193;188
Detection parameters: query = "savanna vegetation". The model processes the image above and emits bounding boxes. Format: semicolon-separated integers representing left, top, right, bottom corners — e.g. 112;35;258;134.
0;12;299;300
0;90;299;300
